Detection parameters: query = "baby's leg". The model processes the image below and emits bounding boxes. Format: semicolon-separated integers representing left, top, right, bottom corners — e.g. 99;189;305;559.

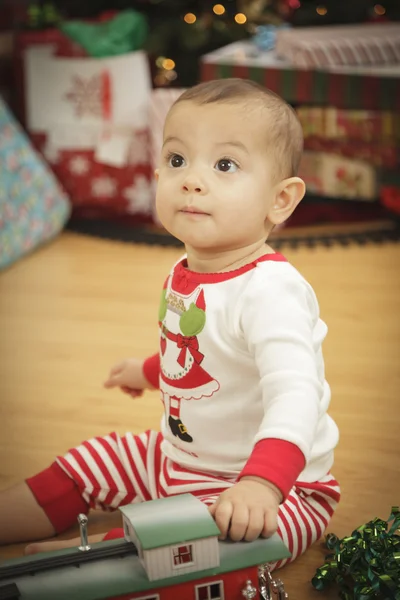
0;482;56;545
0;457;89;546
24;533;106;556
271;472;341;571
1;430;162;549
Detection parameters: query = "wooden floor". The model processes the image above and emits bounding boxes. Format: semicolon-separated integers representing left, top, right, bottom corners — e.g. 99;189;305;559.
1;232;399;598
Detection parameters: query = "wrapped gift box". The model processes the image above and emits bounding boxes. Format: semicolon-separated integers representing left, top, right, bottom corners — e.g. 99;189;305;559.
303;137;399;169
149;87;186;172
0;98;70;270
14;28;155;221
298;152;377;201
296;106;400;142
275;23;400;69
201;41;400;111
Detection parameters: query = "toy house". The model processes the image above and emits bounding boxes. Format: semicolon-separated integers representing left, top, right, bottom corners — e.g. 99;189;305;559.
120;493;221;581
0;494;291;600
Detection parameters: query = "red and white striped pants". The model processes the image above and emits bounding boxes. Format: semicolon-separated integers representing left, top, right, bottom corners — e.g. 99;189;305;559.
28;429;340;571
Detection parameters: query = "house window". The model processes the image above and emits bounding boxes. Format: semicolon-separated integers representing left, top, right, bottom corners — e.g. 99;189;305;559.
172;544;194;567
195;581;224;600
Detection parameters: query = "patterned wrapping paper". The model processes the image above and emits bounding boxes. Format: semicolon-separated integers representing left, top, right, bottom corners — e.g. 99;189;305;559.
0;99;70;270
149;88;186;173
296;106;400;142
297;106;400;168
298;152;377;201
275;23;400;69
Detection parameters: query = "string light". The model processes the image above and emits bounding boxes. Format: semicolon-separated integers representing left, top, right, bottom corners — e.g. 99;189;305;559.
155;56;166;68
289;0;301;8
154;73;167;86
162;58;175;70
234;12;247;24
166;70;178;81
316;5;328;15
184;12;197;24
213;4;226;15
374;4;386;15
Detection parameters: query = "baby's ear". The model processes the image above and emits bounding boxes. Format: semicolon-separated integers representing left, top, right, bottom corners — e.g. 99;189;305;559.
154;168;159;180
267;177;305;226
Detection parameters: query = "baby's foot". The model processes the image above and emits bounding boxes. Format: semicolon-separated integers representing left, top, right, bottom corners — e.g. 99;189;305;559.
24;533;105;555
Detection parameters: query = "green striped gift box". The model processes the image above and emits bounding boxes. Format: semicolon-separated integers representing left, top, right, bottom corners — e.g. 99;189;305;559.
201;45;400;112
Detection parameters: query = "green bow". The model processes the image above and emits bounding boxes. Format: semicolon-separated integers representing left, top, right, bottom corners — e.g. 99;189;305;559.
312;507;400;599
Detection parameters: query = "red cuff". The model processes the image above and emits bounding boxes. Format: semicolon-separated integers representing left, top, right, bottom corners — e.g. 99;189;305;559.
239;438;306;500
26;462;89;534
143;353;160;389
103;528;124;541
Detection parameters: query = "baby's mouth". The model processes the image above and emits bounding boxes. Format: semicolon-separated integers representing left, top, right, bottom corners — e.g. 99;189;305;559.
180;207;210;216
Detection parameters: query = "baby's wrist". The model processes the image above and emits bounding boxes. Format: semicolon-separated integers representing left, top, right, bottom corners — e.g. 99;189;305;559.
240;476;283;503
140;366;156;390
123;359;150;390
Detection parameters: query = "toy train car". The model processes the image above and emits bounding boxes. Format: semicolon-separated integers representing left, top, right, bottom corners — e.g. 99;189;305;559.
0;494;290;600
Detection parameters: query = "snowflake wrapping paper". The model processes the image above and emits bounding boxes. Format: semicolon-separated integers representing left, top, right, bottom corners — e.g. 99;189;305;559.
22;42;155;220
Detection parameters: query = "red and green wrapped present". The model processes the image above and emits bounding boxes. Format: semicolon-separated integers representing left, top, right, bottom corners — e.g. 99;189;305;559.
201;41;400;111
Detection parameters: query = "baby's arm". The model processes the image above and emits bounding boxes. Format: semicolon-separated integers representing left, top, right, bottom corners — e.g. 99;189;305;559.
211;268;322;541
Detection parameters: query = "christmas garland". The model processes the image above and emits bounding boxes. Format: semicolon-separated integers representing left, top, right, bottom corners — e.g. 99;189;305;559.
312;507;400;600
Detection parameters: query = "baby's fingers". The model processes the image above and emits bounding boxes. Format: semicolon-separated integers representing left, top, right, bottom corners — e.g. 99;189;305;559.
104;370;124;388
244;507;265;542
104;363;124;386
120;386;143;398
211;500;233;540
103;376;119;388
229;504;250;542
262;510;278;539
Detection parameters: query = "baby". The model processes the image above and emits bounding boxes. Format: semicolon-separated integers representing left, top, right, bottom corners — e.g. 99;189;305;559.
0;79;340;570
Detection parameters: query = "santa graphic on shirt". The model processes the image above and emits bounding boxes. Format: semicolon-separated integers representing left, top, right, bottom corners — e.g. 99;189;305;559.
158;273;219;443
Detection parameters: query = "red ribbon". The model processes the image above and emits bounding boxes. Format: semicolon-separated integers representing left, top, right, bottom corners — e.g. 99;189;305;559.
176;334;204;367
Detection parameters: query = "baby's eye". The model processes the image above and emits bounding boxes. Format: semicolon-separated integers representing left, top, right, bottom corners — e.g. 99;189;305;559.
215;158;238;173
168;154;185;168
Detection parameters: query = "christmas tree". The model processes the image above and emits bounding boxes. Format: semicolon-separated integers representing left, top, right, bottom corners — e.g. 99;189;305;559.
17;0;400;87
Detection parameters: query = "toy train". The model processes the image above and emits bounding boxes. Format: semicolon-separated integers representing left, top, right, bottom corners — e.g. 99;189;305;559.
0;494;290;599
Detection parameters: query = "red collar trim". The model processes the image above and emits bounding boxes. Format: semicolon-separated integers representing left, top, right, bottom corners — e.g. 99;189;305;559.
173;252;288;285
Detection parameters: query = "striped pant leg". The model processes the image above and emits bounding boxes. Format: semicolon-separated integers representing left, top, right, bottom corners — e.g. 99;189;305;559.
271;472;341;571
158;457;236;501
56;429;164;511
57;432;340;573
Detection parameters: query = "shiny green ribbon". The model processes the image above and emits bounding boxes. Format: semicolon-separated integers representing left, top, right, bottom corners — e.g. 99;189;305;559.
312;507;400;599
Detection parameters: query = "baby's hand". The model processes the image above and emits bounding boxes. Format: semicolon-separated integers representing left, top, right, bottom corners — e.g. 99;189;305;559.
104;358;150;397
208;477;281;542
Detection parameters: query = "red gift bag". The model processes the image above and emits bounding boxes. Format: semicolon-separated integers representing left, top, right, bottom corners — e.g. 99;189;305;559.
14;26;155;222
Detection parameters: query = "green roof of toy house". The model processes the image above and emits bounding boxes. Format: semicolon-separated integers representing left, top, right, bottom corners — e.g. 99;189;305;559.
119;493;221;549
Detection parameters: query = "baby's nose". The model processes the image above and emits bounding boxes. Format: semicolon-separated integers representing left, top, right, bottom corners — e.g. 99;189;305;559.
182;174;206;194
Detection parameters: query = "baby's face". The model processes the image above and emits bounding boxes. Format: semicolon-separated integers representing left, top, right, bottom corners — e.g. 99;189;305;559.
155;100;278;254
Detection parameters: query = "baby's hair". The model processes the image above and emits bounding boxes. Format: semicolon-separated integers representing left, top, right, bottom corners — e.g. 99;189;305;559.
171;78;303;181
